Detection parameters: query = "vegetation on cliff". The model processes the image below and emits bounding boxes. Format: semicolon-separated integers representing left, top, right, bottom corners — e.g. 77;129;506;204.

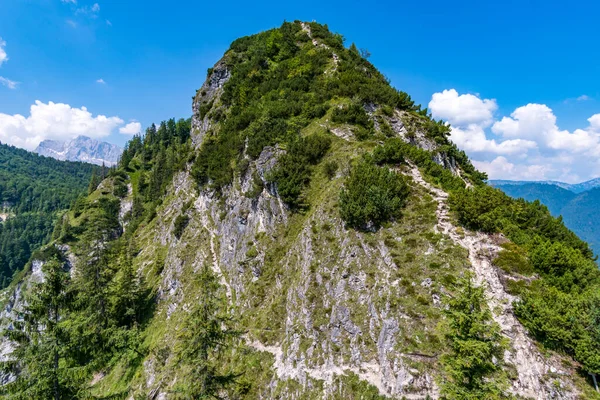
2;20;600;399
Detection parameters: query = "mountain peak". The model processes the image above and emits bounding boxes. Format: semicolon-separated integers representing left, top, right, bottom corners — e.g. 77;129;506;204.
35;136;122;166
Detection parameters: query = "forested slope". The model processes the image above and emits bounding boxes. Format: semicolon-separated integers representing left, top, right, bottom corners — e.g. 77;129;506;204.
0;142;97;287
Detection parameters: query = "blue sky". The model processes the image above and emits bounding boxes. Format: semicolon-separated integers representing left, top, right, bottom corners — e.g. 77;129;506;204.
1;0;600;181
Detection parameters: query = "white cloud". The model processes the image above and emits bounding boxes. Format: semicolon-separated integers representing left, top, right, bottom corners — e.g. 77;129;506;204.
0;77;18;89
429;89;497;126
0;100;123;150
106;19;112;26
430;89;600;182
492;103;600;153
66;19;77;28
0;37;8;67
588;114;600;131
577;95;591;101
429;90;535;156
96;78;106;84
472;157;552;181
76;2;100;16
119;122;141;135
449;124;536;155
61;0;77;3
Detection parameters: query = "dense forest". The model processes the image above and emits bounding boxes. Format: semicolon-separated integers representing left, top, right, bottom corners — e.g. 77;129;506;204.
2;21;600;399
0;142;97;288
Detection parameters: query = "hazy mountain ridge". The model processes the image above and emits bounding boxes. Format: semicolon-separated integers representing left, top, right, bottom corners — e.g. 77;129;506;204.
35;135;122;166
490;177;600;194
493;181;600;254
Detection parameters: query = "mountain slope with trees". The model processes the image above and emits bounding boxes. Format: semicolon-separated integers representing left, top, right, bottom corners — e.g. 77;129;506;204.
0;142;97;288
2;21;600;399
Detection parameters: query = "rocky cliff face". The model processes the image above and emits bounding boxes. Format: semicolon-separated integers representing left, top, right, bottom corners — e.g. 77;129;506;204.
35;135;122;166
2;21;596;399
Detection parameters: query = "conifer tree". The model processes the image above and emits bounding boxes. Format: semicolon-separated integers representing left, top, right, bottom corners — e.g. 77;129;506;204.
1;256;83;399
440;276;508;400
110;248;143;328
176;263;241;399
88;169;100;194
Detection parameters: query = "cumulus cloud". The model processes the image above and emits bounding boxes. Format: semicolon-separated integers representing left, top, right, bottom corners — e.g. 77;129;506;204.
0;37;7;67
0;77;18;89
430;89;600;182
577;95;591;101
587;114;600;130
429;90;535;156
472;157;553;181
96;78;106;84
492;104;600;153
0;100;123;150
429;89;497;126
119;122;141;135
449;124;536;155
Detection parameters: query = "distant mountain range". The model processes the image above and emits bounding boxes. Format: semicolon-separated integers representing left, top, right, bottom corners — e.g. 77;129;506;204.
491;179;600;254
489;178;600;194
35;136;122;166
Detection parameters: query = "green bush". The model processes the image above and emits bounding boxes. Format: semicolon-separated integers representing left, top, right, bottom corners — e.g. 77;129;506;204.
373;138;408;165
269;134;331;209
323;160;338;179
331;103;372;128
113;182;129;198
339;160;409;229
173;214;190;239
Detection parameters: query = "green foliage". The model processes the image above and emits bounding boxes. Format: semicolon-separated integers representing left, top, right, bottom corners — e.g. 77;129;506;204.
449;185;592;257
174;264;241;398
323;160;338;179
269;133;332;208
339;159;409;229
373;138;469;191
88;170;100;194
244;171;264;199
0;142;95;288
449;172;600;377
440;276;508;399
1;255;86;399
173;214;190;239
193;20;421;194
113;181;129;198
331;103;372;128
493;243;534;276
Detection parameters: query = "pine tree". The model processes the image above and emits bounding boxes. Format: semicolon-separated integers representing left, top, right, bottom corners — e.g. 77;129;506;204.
1;256;84;399
69;198;120;367
110;248;143;328
88;170;100;194
440;276;508;400
175;263;241;399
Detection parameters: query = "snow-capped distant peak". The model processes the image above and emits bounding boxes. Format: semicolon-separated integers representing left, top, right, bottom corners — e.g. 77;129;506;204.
34;136;122;166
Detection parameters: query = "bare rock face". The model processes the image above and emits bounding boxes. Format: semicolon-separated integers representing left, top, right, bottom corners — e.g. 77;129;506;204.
191;60;230;148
